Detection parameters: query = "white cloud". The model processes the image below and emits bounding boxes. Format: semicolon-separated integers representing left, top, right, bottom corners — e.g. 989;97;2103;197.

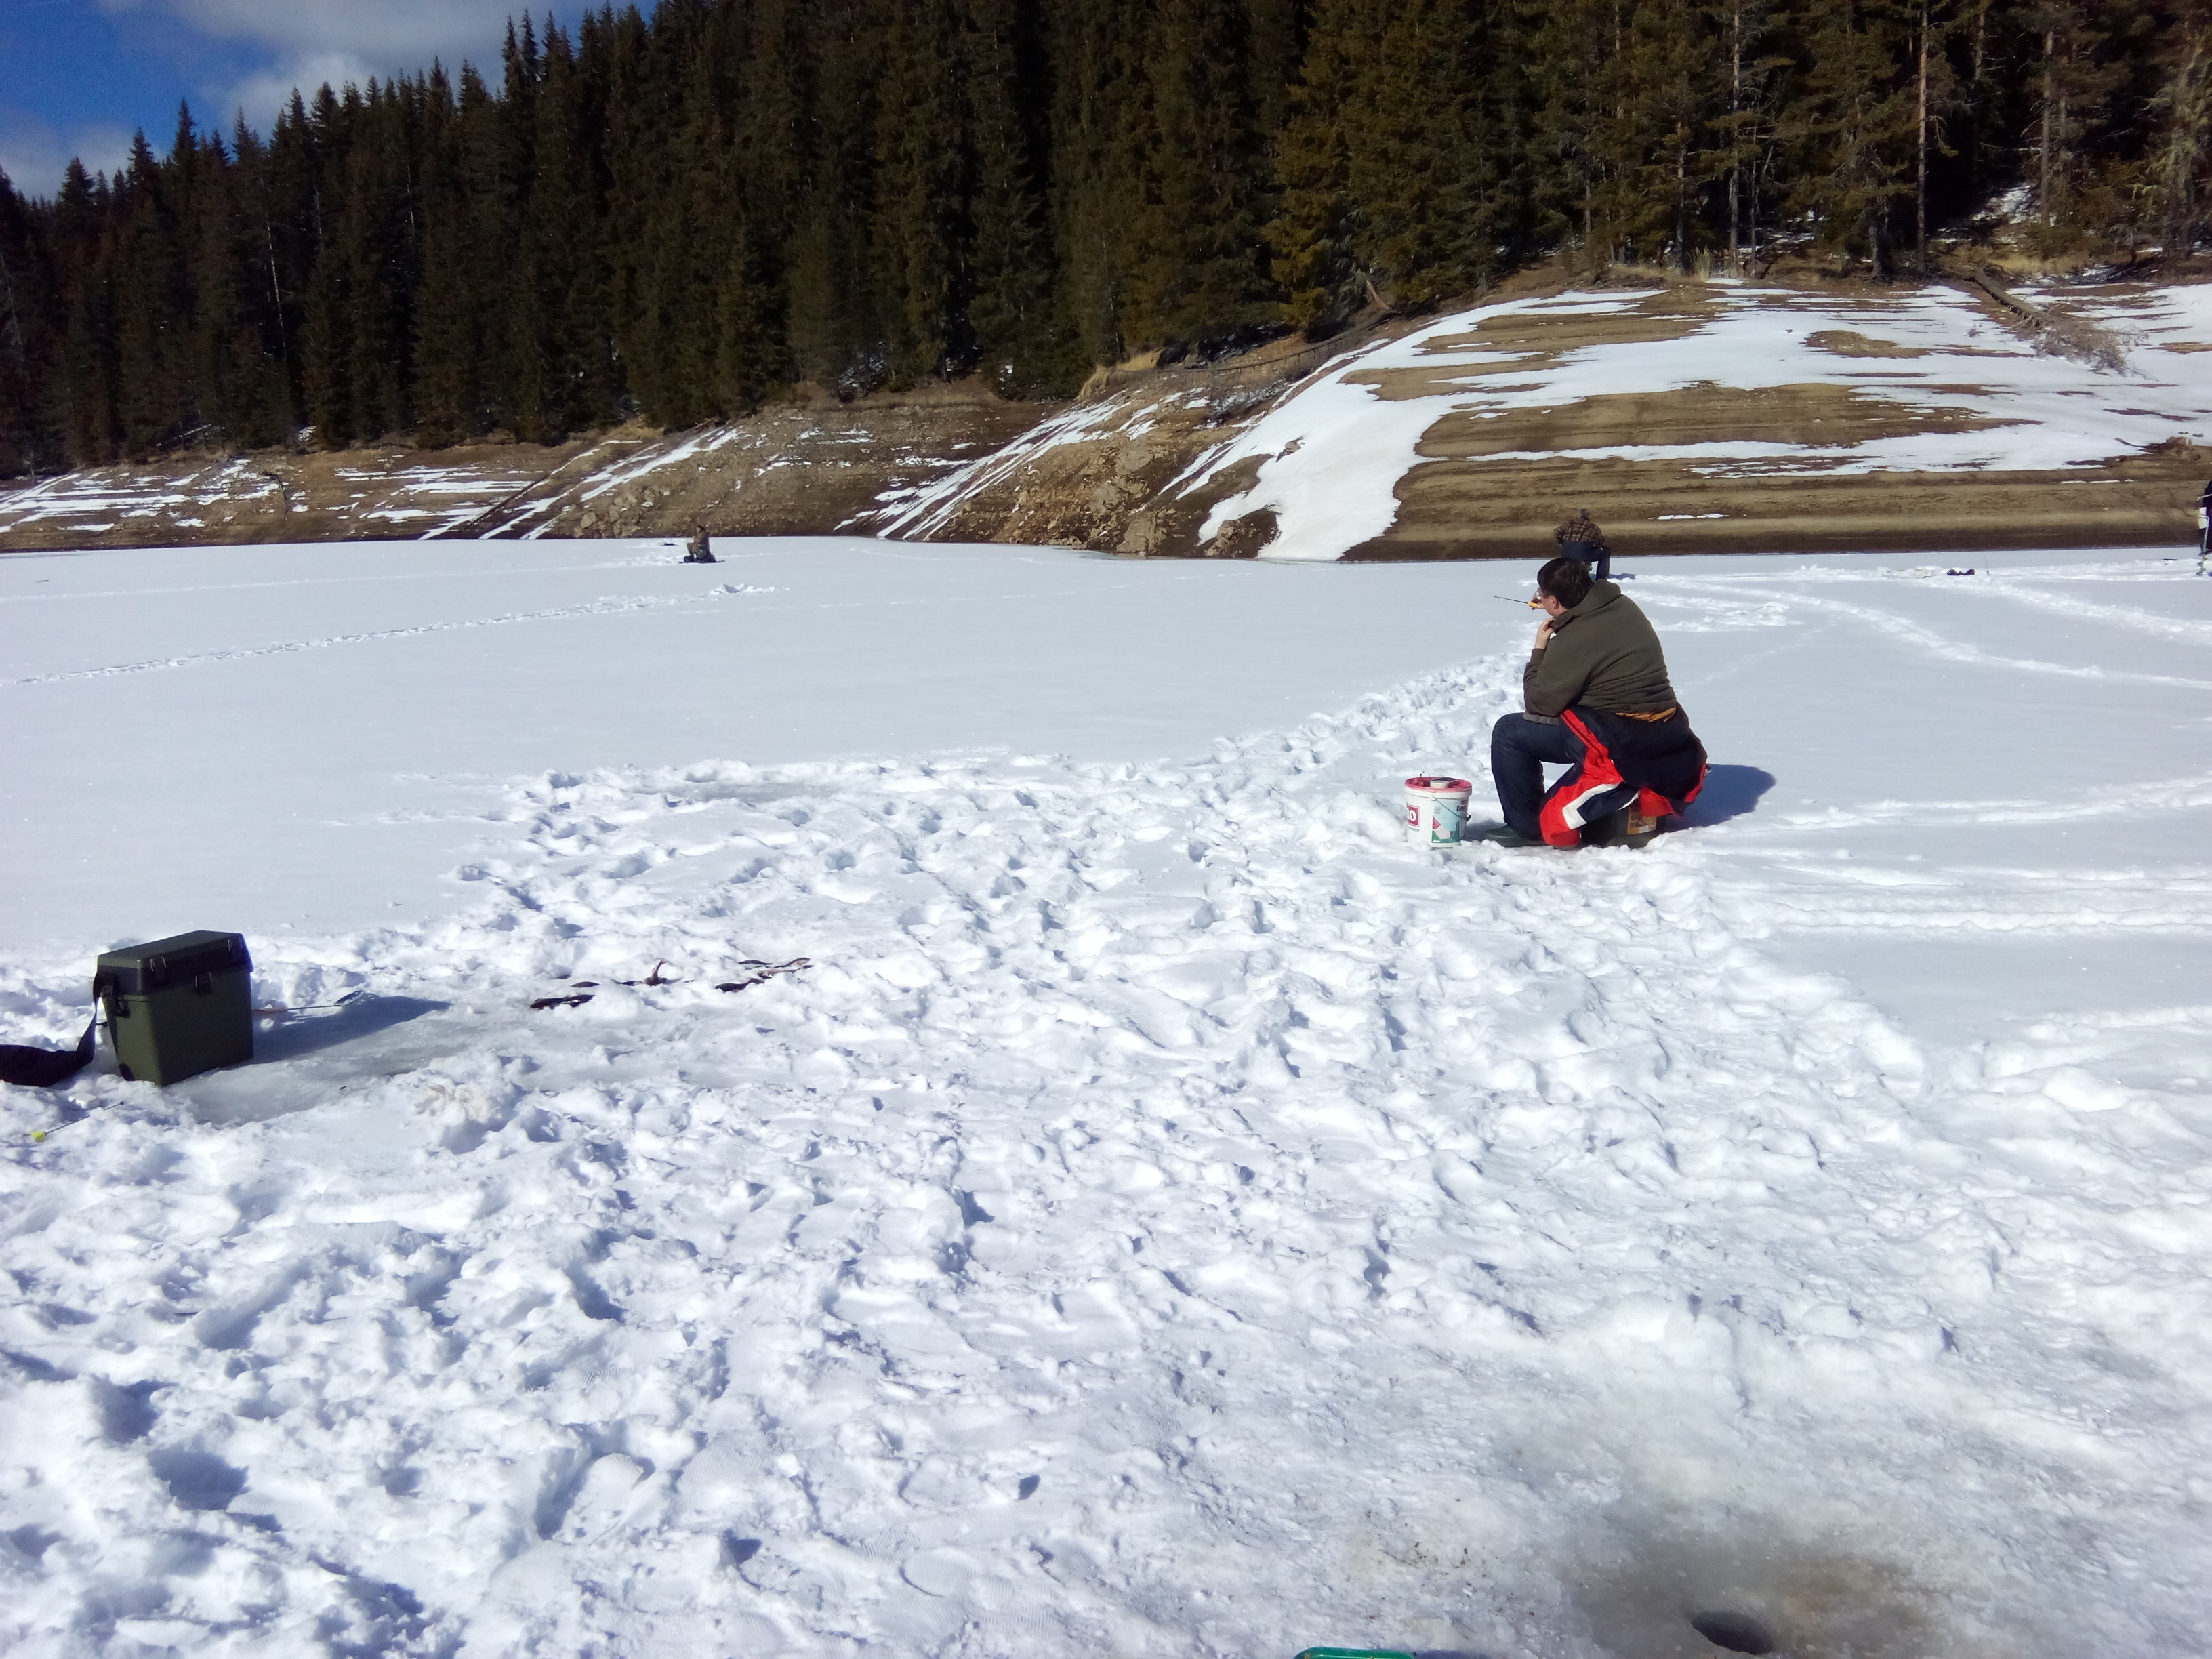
218;50;384;126
100;0;544;127
0;109;135;197
102;0;531;64
0;2;565;187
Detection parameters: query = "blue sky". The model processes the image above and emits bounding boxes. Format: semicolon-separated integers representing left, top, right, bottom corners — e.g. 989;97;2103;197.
1;1;586;199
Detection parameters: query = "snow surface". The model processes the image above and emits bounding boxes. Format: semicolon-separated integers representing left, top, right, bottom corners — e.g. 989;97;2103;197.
2060;280;2212;350
4;535;2212;1658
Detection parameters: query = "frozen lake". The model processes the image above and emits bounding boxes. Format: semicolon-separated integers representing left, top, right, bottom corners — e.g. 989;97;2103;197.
3;536;2208;1657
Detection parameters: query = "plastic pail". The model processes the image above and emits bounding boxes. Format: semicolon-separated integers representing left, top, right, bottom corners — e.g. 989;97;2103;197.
1404;775;1473;844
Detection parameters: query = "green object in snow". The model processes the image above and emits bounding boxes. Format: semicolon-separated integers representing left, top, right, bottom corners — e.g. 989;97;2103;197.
1294;1649;1417;1659
96;930;253;1085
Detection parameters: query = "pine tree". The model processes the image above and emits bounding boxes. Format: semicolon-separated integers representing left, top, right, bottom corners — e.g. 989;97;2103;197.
874;0;965;386
2025;0;2100;248
112;125;187;457
1523;0;1621;267
1123;0;1279;348
1784;0;1920;275
2146;0;2212;257
1625;0;1713;271
1355;0;1511;297
223;117;298;445
1279;0;1521;317
416;64;506;444
0;169;63;476
494;18;549;436
5;0;2202;472
342;80;419;442
1710;0;1795;270
1901;0;1969;273
562;9;623;426
787;0;886;394
260;91;321;432
300;83;359;447
52;161;121;466
962;0;1067;392
1273;0;1363;329
1048;0;1147;367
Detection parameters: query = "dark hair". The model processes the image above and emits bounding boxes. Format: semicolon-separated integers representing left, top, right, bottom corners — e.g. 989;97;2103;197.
1538;556;1593;609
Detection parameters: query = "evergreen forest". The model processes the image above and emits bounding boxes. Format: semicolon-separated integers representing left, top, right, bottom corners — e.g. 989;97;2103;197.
1;0;2208;476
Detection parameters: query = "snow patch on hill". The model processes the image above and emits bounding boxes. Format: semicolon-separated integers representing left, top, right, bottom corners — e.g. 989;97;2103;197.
1173;284;2212;561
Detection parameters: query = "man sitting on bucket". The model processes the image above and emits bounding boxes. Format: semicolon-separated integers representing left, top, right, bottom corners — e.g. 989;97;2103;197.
1553;506;1611;581
1469;556;1706;849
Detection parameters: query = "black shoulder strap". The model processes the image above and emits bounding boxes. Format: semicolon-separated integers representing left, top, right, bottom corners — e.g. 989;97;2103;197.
0;1015;98;1089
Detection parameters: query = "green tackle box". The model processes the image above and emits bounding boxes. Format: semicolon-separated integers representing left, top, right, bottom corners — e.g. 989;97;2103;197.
95;930;253;1085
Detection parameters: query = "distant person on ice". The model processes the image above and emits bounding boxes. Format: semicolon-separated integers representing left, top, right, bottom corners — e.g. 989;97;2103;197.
1554;507;1610;581
2199;476;2211;573
1471;557;1707;849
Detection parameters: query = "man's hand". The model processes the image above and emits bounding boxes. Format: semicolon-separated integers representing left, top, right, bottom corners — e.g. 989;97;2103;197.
1534;621;1553;647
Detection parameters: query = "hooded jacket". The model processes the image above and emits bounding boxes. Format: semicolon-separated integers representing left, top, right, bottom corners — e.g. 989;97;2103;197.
1523;581;1676;718
1521;581;1708;846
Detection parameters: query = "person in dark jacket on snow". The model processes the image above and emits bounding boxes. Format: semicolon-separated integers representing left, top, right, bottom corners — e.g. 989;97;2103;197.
1470;556;1707;849
1553;508;1611;581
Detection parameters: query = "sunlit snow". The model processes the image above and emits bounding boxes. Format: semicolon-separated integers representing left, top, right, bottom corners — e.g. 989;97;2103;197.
3;536;2211;1657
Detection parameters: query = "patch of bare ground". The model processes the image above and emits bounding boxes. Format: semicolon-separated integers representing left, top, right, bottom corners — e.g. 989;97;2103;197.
1367;373;2122;559
890;398;1275;555
0;388;1048;552
1805;329;1932;358
1417;382;2011;459
1355;453;2206;560
0;436;606;552
506;389;1047;540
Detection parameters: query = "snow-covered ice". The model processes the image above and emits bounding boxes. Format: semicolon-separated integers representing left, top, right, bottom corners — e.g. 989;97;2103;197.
3;536;2211;1657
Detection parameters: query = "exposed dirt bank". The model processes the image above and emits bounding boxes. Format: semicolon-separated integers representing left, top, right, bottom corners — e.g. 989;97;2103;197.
3;270;2206;560
0;387;1045;554
876;271;2209;560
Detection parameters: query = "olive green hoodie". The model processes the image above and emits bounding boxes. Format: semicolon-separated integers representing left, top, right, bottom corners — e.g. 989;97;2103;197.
1522;580;1678;720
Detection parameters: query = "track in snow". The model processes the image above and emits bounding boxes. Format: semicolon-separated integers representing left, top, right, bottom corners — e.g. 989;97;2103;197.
3;541;2210;1658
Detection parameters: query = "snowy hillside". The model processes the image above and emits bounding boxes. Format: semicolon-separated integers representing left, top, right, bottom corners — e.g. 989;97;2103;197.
4;536;2212;1657
882;279;2212;559
5;278;2207;562
0;398;1040;556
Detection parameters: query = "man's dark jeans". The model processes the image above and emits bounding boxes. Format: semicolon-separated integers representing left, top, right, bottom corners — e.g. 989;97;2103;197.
1559;539;1611;581
1490;712;1635;840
